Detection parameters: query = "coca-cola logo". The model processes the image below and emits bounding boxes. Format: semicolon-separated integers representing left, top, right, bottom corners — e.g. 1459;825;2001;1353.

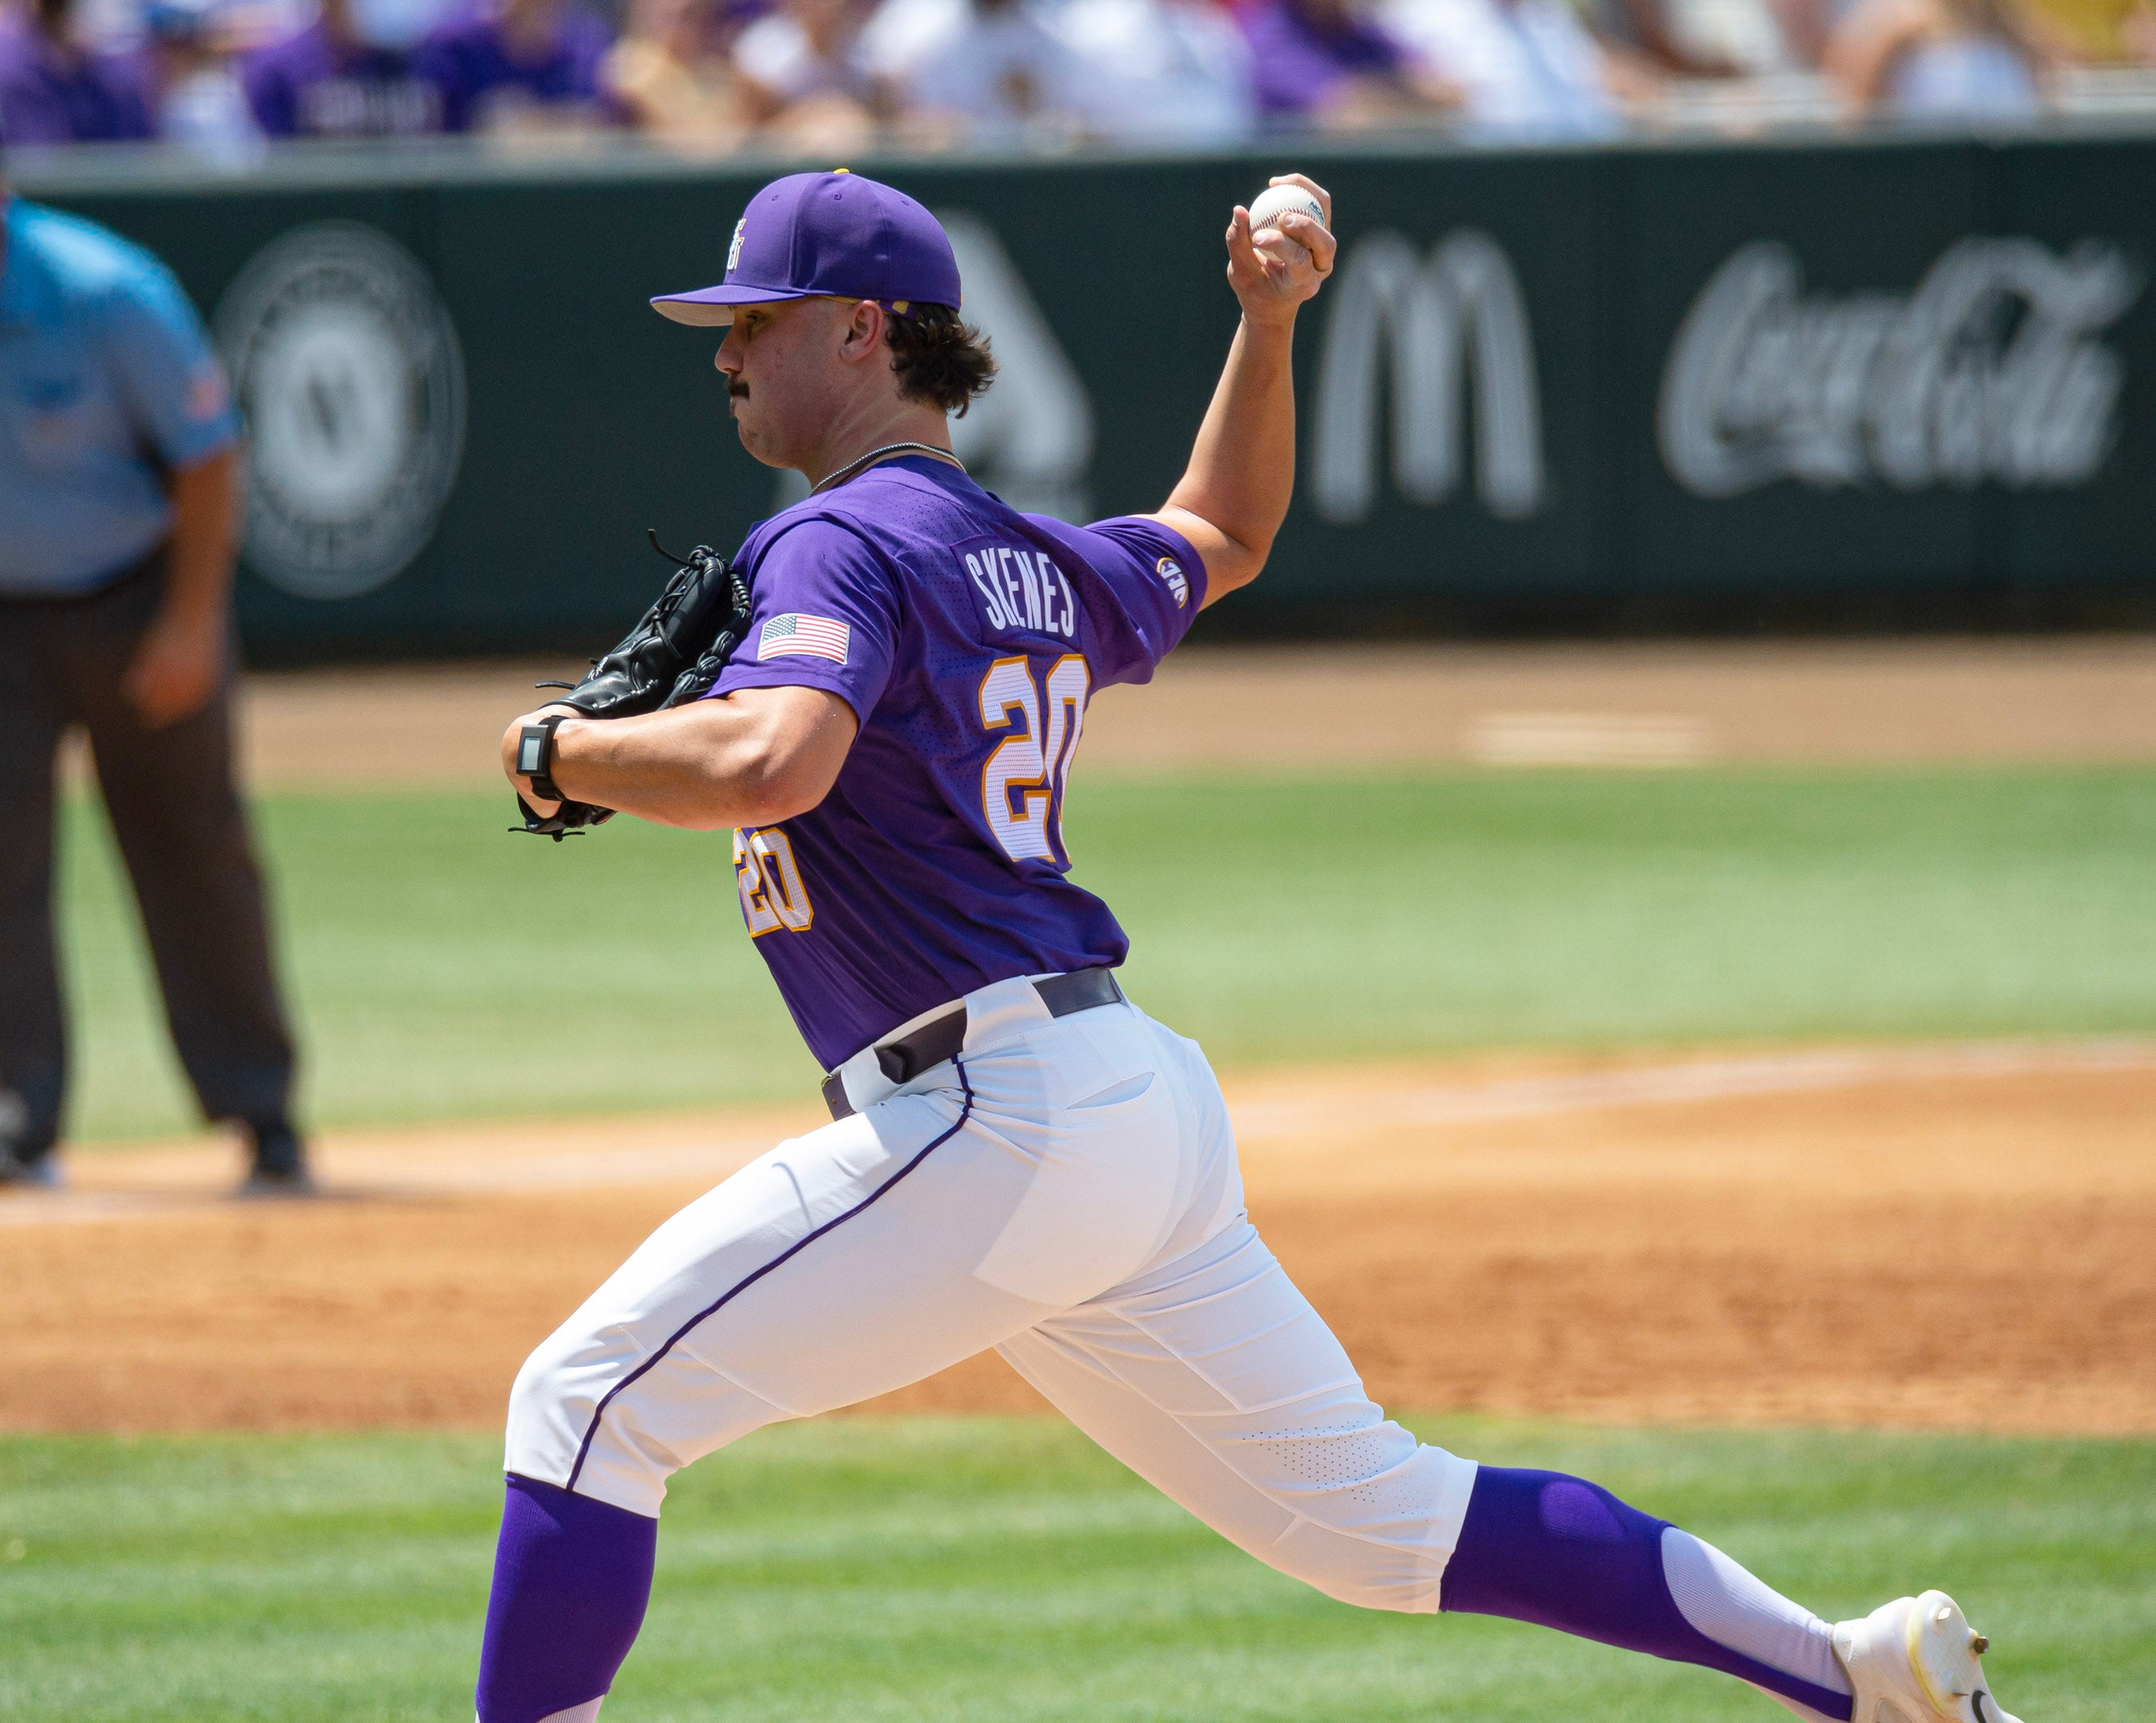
1659;238;2142;499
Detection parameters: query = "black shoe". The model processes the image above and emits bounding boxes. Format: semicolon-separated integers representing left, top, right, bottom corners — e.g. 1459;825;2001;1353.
238;1163;315;1197
0;1150;61;1190
239;1122;315;1198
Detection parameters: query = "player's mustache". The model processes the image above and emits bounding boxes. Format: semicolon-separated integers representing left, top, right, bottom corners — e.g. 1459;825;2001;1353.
727;380;750;402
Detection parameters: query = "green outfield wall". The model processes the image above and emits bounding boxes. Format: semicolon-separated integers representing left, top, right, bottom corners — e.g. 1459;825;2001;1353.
22;133;2155;654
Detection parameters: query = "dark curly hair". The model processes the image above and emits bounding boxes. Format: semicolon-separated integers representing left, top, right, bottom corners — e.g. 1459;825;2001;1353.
886;303;997;416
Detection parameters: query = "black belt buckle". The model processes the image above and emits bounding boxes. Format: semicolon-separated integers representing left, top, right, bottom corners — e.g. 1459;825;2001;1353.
876;1005;968;1086
1036;966;1123;1019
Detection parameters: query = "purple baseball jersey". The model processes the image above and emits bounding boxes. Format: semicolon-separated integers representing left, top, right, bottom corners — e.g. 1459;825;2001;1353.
243;24;445;138
410;1;612;132
708;454;1205;1071
0;19;154;145
1237;0;1408;115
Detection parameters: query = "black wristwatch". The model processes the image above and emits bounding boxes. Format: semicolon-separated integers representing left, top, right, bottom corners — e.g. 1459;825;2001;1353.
515;713;573;803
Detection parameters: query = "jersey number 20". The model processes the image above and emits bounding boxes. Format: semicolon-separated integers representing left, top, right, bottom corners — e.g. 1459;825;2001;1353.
979;653;1090;863
734;826;814;937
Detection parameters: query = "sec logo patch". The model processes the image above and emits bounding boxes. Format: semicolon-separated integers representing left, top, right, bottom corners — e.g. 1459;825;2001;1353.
1156;556;1188;608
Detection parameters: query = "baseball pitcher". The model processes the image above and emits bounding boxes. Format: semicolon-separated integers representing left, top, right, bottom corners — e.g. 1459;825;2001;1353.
486;169;2021;1723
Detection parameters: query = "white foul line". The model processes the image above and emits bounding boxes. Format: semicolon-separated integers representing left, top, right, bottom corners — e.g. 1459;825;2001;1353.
4;1039;2151;1229
1227;1039;2156;1141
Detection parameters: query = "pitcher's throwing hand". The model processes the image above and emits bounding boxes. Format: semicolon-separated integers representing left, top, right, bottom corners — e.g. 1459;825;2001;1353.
1229;172;1336;316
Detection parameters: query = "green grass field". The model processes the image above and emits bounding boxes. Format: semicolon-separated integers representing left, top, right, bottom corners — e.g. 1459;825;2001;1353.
56;768;2156;1140
3;1416;2151;1723
27;768;2156;1717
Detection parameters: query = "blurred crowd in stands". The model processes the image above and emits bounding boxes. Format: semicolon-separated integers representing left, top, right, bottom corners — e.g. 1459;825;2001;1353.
2;0;2152;164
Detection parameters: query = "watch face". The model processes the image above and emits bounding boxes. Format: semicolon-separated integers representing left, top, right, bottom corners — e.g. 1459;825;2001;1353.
518;735;545;774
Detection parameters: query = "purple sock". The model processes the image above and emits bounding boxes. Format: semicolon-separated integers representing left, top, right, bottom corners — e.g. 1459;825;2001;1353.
476;1474;658;1723
1441;1468;1853;1721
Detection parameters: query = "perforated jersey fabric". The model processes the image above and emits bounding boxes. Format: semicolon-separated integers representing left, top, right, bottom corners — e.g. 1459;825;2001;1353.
1244;1421;1447;1520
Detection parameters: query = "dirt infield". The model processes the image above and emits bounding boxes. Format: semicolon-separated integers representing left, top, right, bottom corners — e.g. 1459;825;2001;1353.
5;1043;2151;1437
208;637;2156;787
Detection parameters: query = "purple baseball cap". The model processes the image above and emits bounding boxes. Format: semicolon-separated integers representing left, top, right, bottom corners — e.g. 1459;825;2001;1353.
650;170;962;327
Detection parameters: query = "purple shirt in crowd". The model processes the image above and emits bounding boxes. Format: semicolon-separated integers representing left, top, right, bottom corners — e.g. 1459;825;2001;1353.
1237;0;1405;113
243;23;444;137
0;19;154;144
708;455;1206;1071
410;1;610;131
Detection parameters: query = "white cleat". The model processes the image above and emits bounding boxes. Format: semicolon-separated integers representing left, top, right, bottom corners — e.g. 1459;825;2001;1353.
1834;1590;2024;1723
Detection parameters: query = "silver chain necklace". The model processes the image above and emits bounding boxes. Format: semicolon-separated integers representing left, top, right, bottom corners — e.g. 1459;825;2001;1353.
809;441;966;496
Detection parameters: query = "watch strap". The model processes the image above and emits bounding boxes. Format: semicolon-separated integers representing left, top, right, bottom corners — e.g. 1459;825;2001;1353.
516;714;571;803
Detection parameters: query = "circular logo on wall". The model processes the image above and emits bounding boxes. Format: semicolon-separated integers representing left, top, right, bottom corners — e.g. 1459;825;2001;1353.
215;222;465;600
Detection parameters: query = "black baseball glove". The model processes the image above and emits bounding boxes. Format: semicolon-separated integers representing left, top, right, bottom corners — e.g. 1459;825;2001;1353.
511;531;753;840
553;532;754;719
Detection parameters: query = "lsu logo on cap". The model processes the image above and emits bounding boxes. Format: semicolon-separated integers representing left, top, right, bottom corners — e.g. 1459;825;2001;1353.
726;217;747;275
1156;556;1189;608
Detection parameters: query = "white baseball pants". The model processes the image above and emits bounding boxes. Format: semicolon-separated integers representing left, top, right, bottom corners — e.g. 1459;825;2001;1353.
506;976;1479;1614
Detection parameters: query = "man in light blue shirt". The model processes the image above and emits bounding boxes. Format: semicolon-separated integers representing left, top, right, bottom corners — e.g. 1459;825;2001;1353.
0;161;308;1192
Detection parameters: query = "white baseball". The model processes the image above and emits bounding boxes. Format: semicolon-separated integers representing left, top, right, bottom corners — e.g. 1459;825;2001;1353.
1246;184;1327;253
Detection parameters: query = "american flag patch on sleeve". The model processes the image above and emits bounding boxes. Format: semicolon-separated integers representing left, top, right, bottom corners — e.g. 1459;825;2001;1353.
758;613;850;665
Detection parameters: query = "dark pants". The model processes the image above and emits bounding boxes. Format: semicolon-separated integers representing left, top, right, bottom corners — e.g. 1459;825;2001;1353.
0;557;296;1162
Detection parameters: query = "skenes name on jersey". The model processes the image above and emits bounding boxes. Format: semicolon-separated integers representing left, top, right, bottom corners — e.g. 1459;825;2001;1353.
958;535;1078;640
